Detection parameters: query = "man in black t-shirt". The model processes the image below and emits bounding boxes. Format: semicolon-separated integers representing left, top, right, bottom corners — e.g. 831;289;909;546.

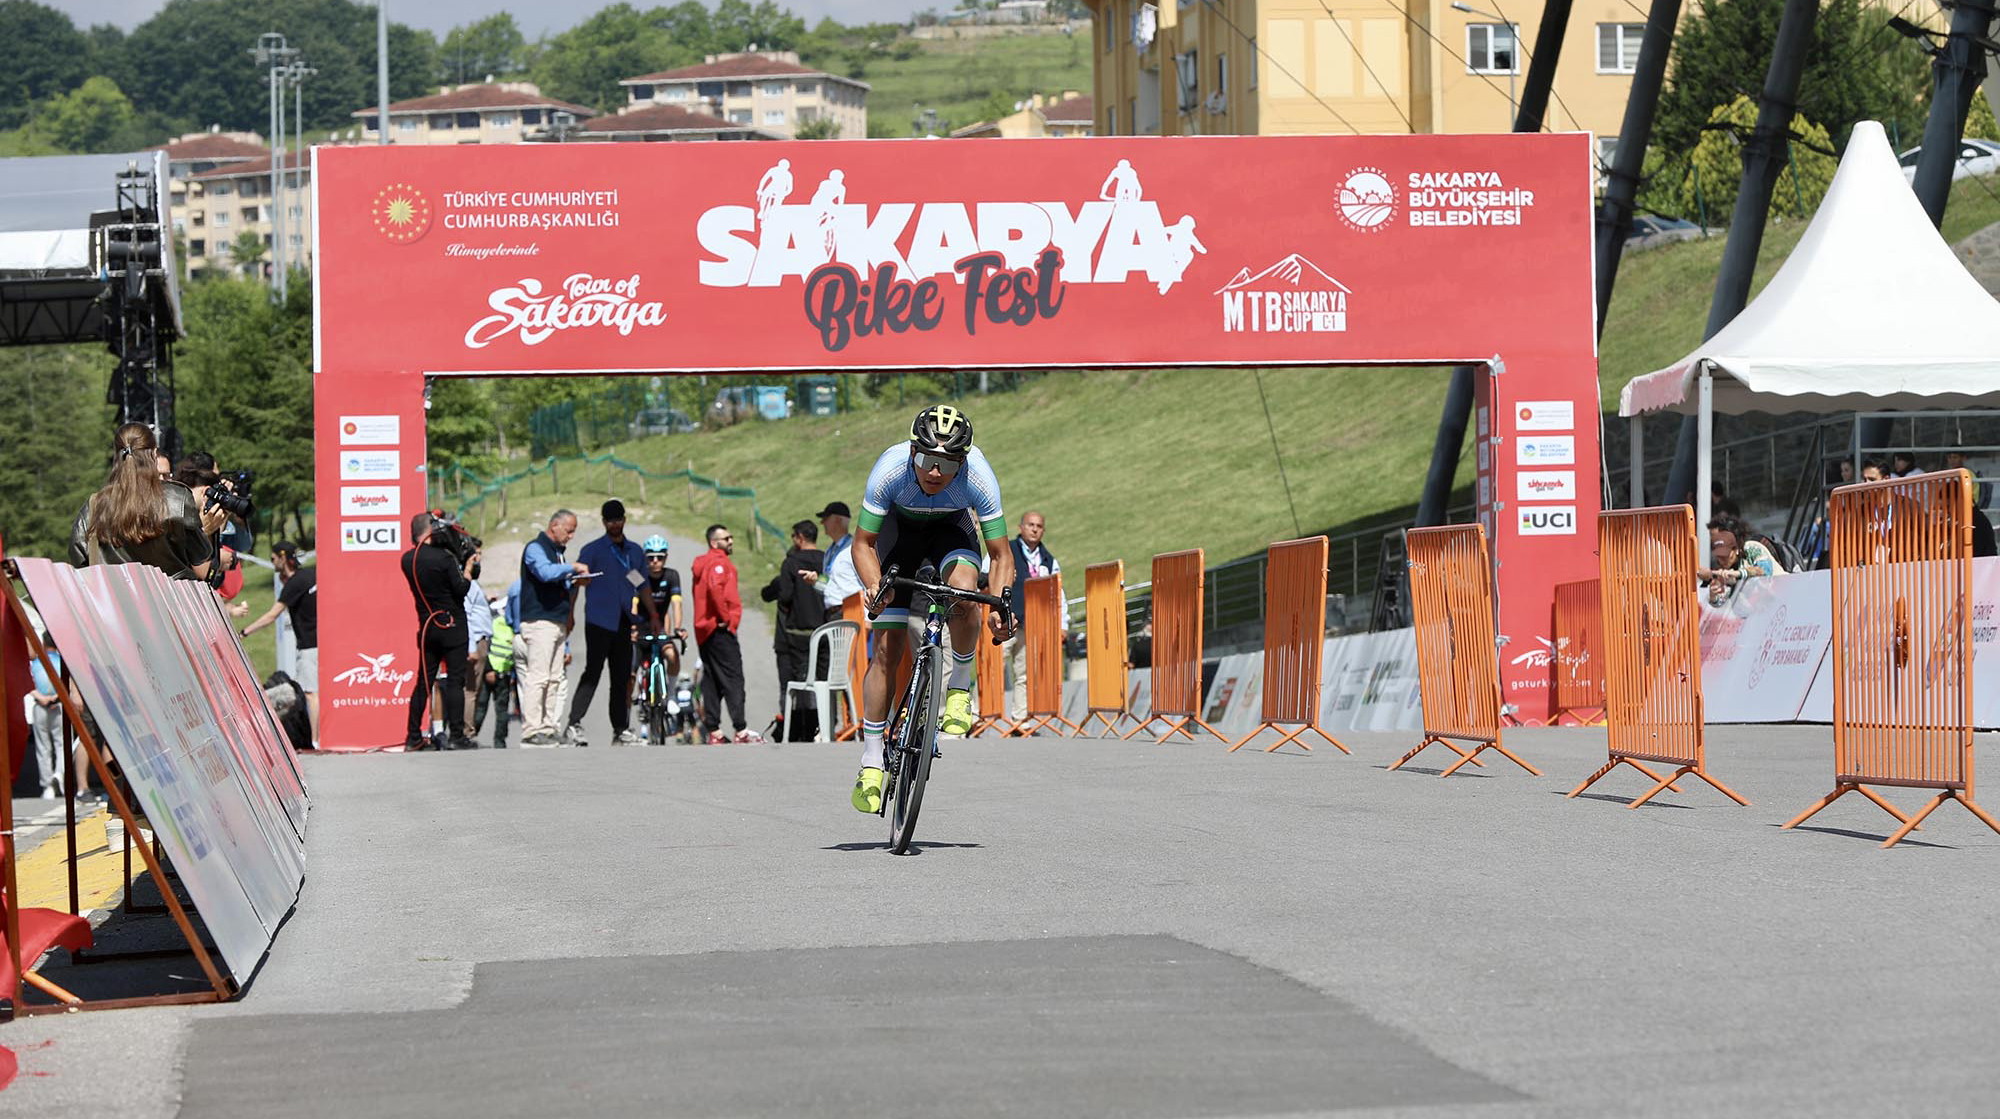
241;541;319;743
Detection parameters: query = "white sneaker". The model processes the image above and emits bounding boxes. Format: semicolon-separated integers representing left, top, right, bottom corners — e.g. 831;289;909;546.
613;728;642;745
40;784;58;801
562;724;588;747
734;729;765;744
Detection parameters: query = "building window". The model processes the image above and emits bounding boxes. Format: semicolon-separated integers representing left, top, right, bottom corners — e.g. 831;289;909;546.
796;81;817;98
1466;23;1519;74
1217;52;1228;100
522;109;542;125
729;109;752;123
456;112;480;128
190;213;204;227
762;82;787;96
798;106;818;122
663;86;688;101
1249;38;1257;88
698;81;725;99
210;182;232;196
629;84;653;100
1106;0;1118;51
398;116;419;132
1106;104;1116;136
290;234;303;249
764;109;786;124
727;82;752;98
1596;22;1645;72
288;204;303;218
489;113;514;128
190;239;205;256
242;206;260;223
215;210;230;226
430;113;455;130
362;114;379;131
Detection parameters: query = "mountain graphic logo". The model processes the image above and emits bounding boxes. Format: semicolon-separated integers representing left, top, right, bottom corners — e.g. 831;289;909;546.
1214;253;1350;296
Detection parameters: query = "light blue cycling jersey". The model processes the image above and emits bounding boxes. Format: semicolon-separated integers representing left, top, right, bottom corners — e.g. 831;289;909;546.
857;443;1007;540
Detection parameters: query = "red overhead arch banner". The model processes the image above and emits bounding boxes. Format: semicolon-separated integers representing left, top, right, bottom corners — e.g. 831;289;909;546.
313;134;1599;746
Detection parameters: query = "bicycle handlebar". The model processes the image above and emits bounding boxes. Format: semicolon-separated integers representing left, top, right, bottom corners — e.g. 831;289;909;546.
871;564;1014;643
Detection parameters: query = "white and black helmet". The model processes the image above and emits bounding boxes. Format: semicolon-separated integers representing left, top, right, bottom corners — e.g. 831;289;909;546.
911;405;973;455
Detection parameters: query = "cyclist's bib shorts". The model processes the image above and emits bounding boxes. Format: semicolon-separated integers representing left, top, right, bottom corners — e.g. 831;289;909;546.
873;509;981;629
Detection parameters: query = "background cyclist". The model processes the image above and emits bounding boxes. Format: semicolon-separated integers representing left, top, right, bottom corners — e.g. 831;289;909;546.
850;405;1017;813
631;535;685;713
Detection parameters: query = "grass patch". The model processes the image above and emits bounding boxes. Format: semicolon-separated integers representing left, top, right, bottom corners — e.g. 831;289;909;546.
857;29;1093;134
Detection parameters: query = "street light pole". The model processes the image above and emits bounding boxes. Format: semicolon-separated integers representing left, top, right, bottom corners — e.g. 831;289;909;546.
1451;1;1516;128
251;33;295;292
377;1;392;145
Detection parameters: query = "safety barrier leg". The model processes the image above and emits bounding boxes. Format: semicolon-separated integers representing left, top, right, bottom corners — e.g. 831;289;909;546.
1623;764;1745;810
1228;723;1350;755
1565;756;1690;802
1123;713;1228;743
1389;736;1487;772
1074;710;1136;738
1783;782;1915;835
1439;740;1540;777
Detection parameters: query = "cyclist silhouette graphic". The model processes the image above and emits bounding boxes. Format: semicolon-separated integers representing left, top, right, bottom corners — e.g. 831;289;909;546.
810;169;846;257
1158;215;1205;294
1098;159;1143;202
755;158;793;220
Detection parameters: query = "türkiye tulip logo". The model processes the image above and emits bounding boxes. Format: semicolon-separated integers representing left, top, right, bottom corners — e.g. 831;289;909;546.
371;182;431;244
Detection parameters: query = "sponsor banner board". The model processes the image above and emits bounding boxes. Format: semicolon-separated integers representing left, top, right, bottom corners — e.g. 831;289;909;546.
340;485;401;518
340;520;403;552
1517;505;1579;536
1516;470;1576;501
1514;436;1576;466
1700;571;1833;723
1513;400;1574;431
338;415;400;445
15;560;307;983
338;451;399;481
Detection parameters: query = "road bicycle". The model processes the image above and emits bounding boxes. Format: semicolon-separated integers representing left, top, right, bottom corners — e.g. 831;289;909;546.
869;564;1011;854
636;630;691;744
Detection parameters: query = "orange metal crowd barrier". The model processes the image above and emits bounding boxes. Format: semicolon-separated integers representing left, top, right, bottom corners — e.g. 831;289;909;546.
1549;579;1607;726
1567;507;1745;808
1395;524;1537;776
1231;537;1347;754
1015;574;1077;736
1126;549;1225;743
971;604;1012;737
835;594;868;741
1784;471;2000;847
1075;561;1134;737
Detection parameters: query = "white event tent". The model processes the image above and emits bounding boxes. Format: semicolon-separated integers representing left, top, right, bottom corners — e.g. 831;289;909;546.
1618;120;2000;532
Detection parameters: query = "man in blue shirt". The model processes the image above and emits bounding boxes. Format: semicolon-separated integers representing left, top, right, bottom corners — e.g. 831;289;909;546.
564;499;650;745
517;509;590;747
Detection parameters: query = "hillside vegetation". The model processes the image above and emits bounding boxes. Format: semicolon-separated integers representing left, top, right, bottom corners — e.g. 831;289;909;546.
857;29;1094;134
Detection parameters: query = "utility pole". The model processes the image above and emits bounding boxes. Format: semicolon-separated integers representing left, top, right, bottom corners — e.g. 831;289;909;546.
1662;0;1818;515
1909;0;1999;226
284;60;316;301
1414;0;1573;528
377;2;392;145
251;33;296;293
1593;0;1682;507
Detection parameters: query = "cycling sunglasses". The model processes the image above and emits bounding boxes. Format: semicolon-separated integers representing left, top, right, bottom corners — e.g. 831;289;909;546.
912;451;964;479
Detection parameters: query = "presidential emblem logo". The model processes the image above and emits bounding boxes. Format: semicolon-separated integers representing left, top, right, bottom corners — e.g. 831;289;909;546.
371;182;431;244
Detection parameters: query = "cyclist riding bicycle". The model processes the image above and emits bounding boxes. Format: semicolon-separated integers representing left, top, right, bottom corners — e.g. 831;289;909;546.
631;535;686;682
850;405;1017;813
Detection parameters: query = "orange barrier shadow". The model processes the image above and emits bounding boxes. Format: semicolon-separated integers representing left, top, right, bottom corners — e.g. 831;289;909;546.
1230;537;1348;755
1125;549;1226;744
1550;578;1607;726
1075;561;1135;737
1566;507;1745;808
1015;575;1078;736
1395;524;1537;776
1783;470;2000;848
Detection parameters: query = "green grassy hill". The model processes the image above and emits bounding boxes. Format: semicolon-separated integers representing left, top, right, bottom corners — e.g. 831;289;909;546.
857;29;1094;134
462;176;2000;600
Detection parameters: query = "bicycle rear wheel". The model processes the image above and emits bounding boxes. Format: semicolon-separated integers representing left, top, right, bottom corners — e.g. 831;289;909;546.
888;655;936;854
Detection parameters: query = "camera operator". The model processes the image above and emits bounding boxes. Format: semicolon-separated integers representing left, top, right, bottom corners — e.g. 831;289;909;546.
69;423;227;580
399;512;480;751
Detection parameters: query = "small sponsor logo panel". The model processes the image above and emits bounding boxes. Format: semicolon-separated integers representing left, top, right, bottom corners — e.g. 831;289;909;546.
341;521;402;551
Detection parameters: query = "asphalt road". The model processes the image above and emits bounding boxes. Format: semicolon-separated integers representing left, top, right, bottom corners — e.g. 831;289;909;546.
5;724;2000;1117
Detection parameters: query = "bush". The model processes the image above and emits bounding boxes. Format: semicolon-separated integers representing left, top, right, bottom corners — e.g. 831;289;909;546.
1681;95;1837;223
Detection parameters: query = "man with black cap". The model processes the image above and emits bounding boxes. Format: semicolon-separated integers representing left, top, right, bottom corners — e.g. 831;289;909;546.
801;500;861;612
564;499;649;745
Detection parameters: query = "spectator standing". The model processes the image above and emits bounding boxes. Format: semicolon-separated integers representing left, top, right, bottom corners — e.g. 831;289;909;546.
239;542;319;743
1004;510;1059;723
26;637;65;799
565;500;649;746
473;594;514;748
762;520;827;735
692;523;756;743
517;510;590;747
454;580;493;748
399;513;480;751
804;501;860;613
69;423;224;580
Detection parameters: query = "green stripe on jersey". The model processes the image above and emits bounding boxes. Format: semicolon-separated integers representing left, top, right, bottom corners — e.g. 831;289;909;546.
979;516;1008;540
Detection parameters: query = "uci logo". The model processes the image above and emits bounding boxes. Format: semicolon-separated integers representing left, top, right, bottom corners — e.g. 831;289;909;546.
1517;506;1577;535
341;521;402;551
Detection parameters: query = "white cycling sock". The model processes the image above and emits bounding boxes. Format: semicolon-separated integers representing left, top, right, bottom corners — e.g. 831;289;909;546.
860;718;888;770
947;648;976;692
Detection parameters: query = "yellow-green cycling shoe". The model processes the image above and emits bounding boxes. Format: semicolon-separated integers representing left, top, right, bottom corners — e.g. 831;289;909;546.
938;688;975;736
851;767;885;813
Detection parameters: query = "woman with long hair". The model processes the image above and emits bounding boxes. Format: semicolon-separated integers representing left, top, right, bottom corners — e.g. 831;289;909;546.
67;423;225;578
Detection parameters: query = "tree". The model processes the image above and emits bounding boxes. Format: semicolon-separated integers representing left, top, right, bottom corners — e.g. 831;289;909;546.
1656;0;1915;160
531;4;689;111
228;229;268;276
794;116;839;138
709;0;806;52
0;0;89;129
1680;95;1838;222
438;13;528;85
28;76;135;153
0;345;115;559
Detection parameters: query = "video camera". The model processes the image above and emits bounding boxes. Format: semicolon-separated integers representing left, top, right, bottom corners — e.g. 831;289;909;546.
428;509;484;576
204;469;255;519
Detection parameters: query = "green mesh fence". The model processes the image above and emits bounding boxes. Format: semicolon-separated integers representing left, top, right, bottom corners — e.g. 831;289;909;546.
436;452;788;555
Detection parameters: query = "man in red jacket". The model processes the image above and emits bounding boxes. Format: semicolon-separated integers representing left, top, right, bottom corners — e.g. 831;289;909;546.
691;523;758;743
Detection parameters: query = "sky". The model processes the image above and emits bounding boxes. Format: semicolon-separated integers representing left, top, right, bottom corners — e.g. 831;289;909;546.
48;0;927;39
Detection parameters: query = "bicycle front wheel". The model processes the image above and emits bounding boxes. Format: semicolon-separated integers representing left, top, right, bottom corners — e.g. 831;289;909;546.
889;657;936;854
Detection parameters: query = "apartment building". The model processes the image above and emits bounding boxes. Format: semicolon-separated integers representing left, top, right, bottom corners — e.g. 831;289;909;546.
951;92;1097;138
354;82;596;144
182;150;313;277
154;131;272;275
1084;0;1658;149
620;52;868;139
572;103;778;141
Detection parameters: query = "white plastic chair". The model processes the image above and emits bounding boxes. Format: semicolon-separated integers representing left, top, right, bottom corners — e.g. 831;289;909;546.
782;620;861;743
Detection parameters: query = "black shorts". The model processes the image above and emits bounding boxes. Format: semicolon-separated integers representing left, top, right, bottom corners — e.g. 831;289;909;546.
874;509;982;629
